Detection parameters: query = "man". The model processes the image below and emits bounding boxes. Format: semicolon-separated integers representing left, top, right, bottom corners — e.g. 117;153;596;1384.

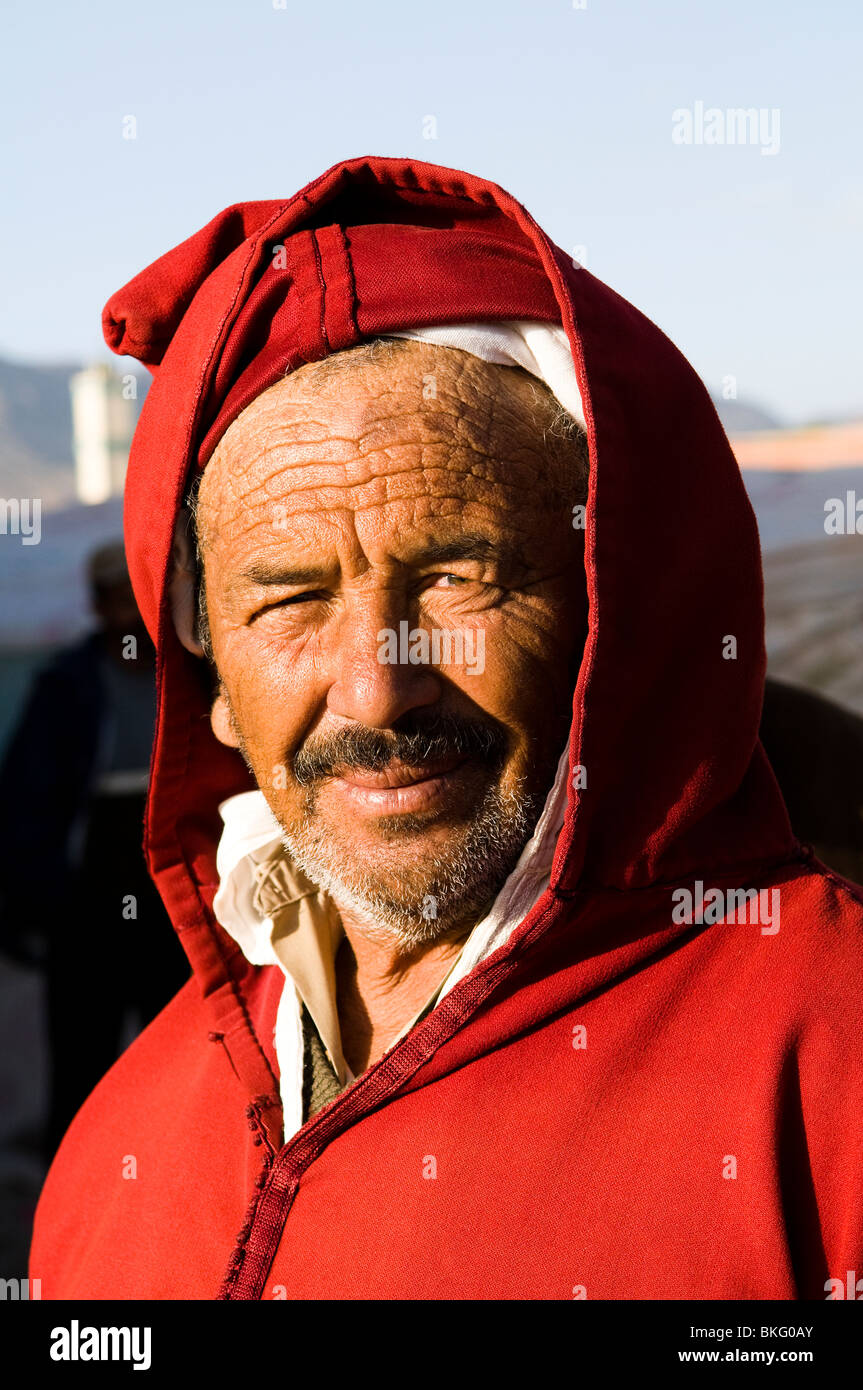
0;543;188;1154
30;156;862;1300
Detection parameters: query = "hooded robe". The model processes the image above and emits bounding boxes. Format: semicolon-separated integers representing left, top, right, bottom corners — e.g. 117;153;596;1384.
29;155;863;1301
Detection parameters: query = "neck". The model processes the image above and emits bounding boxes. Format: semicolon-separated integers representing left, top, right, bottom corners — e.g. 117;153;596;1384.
333;902;476;1076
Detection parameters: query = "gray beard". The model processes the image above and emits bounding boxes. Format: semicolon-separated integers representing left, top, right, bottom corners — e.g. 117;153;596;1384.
277;775;539;950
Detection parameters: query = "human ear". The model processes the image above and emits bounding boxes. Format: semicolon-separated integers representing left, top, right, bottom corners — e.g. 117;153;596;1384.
169;508;205;657
210;684;241;749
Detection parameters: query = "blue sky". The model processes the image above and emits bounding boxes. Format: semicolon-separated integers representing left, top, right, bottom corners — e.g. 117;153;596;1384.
3;0;861;423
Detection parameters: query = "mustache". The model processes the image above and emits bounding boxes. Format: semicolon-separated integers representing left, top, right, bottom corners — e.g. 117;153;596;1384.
292;712;507;785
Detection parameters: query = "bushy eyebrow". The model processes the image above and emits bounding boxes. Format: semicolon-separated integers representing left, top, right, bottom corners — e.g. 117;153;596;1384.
232;562;327;592
402;534;526;568
230;532;528;593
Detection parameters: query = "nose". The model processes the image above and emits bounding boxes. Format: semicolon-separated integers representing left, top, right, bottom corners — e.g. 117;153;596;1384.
325;604;442;729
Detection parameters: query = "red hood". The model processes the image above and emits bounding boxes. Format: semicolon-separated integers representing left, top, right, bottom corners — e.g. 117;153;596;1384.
105;154;793;1005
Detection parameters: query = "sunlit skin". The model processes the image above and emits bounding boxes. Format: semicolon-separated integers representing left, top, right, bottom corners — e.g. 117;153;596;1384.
195;342;587;1072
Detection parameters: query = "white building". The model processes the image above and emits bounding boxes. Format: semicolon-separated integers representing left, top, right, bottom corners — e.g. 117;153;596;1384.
70;364;136;504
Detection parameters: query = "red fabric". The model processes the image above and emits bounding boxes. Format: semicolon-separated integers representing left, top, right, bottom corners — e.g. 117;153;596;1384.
30;155;863;1300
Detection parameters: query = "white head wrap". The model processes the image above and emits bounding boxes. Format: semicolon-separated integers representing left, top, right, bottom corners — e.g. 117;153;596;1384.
382;319;584;428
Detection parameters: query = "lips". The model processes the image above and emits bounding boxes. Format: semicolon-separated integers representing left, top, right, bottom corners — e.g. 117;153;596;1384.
331;753;468;790
326;753;472;816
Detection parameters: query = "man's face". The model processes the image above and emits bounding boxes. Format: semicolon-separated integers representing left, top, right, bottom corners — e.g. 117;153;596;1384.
197;342;587;944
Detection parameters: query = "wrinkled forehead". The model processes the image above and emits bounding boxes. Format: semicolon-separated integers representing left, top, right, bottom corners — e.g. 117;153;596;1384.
193;341;579;548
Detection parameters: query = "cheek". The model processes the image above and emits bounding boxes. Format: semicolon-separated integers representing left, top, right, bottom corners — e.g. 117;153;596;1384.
217;629;326;758
485;600;580;688
435;605;578;740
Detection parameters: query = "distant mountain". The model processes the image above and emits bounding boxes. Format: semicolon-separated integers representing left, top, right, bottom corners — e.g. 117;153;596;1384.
0;356;148;511
709;393;782;434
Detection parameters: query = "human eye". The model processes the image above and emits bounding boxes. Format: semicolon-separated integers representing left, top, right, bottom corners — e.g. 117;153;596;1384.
251;589;329;620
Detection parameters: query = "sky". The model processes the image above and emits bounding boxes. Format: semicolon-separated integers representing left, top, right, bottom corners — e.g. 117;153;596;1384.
3;0;862;425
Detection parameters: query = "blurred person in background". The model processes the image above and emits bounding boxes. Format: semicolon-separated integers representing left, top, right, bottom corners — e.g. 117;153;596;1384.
0;541;189;1156
760;676;863;889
